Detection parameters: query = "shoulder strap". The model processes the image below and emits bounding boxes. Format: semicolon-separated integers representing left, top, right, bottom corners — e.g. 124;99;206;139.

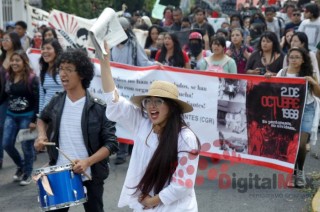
204;56;212;66
221;56;231;67
280;68;287;76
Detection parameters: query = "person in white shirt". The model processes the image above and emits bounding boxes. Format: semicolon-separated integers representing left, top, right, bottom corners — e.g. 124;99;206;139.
265;6;284;41
271;47;320;188
101;42;201;211
14;21;31;51
35;49;118;212
298;3;320;52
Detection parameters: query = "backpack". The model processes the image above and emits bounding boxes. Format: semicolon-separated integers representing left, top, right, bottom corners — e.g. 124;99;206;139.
276;17;285;37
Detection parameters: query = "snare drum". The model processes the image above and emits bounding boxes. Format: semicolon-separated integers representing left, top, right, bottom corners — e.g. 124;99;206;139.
34;164;87;211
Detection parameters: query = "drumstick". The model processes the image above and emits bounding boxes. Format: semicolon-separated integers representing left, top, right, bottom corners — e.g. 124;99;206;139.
43;142;56;146
56;147;92;180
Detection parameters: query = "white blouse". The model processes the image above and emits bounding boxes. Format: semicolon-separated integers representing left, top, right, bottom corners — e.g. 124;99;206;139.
104;90;199;212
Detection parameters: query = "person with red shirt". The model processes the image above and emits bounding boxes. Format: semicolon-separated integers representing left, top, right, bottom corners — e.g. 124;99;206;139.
155;32;190;69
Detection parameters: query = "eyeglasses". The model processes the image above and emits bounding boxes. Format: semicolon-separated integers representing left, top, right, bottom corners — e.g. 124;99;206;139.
58;67;76;74
142;97;165;108
288;56;302;60
0;38;11;42
292;13;301;16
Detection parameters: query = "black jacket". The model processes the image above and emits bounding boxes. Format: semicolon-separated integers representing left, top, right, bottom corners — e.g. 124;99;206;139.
39;91;118;181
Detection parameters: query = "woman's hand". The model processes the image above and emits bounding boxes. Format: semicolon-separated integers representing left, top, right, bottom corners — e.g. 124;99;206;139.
138;194;161;210
305;76;318;86
264;71;274;78
246;69;260;75
103;41;110;60
306;76;320;97
100;41;116;92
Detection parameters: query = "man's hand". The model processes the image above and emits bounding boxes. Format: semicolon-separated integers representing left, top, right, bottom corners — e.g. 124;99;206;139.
34;136;48;151
73;159;91;174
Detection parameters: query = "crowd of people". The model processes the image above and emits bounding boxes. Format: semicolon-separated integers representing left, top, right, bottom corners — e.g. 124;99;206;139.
0;0;320;211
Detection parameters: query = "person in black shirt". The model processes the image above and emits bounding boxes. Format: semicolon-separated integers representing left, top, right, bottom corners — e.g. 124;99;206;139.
2;50;39;186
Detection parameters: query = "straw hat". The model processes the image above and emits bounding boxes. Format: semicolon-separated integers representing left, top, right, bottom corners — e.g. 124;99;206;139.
130;81;193;113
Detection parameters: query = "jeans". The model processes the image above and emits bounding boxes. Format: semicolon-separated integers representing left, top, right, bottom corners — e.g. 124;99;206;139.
0;101;7;161
301;102;315;133
2;113;35;176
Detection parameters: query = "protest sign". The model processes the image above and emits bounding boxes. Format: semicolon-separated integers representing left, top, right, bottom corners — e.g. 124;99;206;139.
27;5;49;36
48;9;96;56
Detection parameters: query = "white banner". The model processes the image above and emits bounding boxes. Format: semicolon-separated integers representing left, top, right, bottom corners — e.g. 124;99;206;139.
27;5;50;36
28;50;303;173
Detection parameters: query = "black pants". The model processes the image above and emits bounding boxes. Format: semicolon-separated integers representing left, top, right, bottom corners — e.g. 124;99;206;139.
50;179;104;212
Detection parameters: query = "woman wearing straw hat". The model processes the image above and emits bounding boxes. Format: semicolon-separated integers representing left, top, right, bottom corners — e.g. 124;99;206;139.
100;43;201;211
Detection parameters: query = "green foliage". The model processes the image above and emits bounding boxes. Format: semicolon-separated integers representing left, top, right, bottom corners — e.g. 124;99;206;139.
42;0;113;19
145;0;157;13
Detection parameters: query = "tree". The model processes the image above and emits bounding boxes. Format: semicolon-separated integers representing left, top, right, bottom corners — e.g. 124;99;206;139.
42;0;113;19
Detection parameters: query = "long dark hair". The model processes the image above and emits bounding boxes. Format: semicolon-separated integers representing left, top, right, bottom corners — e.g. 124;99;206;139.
158;32;185;67
282;28;294;53
144;25;163;49
230;13;244;29
42;27;58;42
8;50;34;85
288;47;313;77
257;31;282;54
39;38;63;86
135;98;200;198
0;32;23;63
291;31;310;52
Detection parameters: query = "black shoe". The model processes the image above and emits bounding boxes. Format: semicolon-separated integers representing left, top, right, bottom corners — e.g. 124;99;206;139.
115;158;126;165
20;174;32;186
13;168;23;181
0;160;2;169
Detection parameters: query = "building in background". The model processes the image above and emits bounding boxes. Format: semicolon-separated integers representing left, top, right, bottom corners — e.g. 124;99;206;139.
0;0;41;30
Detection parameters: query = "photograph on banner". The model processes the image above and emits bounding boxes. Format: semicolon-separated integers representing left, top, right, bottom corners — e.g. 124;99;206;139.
88;7;127;60
246;79;307;164
48;9;95;55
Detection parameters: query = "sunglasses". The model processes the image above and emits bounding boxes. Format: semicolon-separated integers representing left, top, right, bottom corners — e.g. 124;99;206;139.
292;13;301;16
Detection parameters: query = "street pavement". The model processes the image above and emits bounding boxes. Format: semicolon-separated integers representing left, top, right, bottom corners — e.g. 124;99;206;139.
0;141;319;212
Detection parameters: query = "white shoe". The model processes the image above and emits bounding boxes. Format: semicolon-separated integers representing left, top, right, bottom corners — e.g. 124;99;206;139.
13;168;23;182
